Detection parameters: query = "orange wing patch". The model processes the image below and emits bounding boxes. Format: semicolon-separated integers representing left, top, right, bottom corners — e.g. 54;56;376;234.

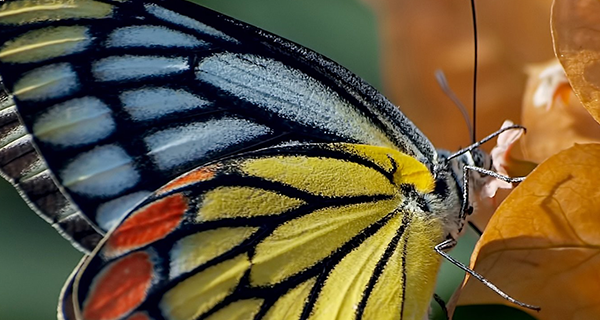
103;194;188;258
83;251;154;320
157;165;218;195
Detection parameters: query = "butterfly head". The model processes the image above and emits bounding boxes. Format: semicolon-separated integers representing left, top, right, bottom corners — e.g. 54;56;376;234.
461;147;494;190
432;147;493;239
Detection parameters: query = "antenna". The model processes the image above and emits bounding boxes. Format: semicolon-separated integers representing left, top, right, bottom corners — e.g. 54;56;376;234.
470;0;478;144
441;1;540;312
435;0;479;144
435;70;474;140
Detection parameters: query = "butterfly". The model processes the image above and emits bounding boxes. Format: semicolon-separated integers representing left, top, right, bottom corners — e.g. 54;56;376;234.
0;0;515;319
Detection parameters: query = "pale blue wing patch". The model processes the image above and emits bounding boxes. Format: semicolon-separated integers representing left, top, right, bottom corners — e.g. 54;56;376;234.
13;63;79;101
144;118;272;171
95;190;151;231
92;55;188;82
144;3;238;43
196;53;396;149
32;96;115;147
60;144;139;198
120;87;210;121
107;25;208;48
0;25;91;63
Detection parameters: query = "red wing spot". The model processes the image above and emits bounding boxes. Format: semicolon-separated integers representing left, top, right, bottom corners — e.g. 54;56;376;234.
104;194;188;257
158;165;218;194
83;252;153;320
126;312;151;320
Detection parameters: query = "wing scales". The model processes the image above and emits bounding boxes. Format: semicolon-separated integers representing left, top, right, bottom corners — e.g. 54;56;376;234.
0;0;114;25
169;227;259;279
263;278;316;320
0;0;437;251
250;200;399;287
0;80;100;251
159;254;252;320
64;143;438;320
204;299;263;320
309;212;406;320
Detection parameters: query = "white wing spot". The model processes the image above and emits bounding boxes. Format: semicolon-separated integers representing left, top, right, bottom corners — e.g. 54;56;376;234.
196;53;394;147
121;87;210;121
60;144;139;197
12;63;78;101
107;25;207;48
92;55;188;82
96;191;151;231
145;118;271;171
33;96;115;147
144;4;238;43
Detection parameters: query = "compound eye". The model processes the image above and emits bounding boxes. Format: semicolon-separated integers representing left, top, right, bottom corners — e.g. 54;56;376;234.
465;205;474;216
472;148;493;171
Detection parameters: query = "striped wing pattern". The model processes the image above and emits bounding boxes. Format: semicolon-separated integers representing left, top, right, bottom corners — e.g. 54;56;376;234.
0;78;102;251
0;0;437;252
66;143;446;320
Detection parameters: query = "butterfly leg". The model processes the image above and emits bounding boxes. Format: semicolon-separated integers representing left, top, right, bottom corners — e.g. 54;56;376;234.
434;239;541;311
458;164;526;223
448;124;526;160
433;293;449;320
464;165;526;183
467;221;483;236
452;124;528;222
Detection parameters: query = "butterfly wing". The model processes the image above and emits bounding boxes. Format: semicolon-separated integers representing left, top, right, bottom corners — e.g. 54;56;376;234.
0;0;437;251
65;142;445;320
0;78;102;250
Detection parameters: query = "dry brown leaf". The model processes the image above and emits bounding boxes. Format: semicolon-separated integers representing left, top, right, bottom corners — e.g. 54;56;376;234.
452;144;600;320
521;59;600;163
552;0;600;125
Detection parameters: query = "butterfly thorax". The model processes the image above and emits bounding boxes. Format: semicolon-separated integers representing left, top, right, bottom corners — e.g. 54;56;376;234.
427;148;492;240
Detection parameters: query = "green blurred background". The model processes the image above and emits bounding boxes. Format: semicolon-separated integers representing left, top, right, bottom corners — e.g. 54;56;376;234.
0;1;535;319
